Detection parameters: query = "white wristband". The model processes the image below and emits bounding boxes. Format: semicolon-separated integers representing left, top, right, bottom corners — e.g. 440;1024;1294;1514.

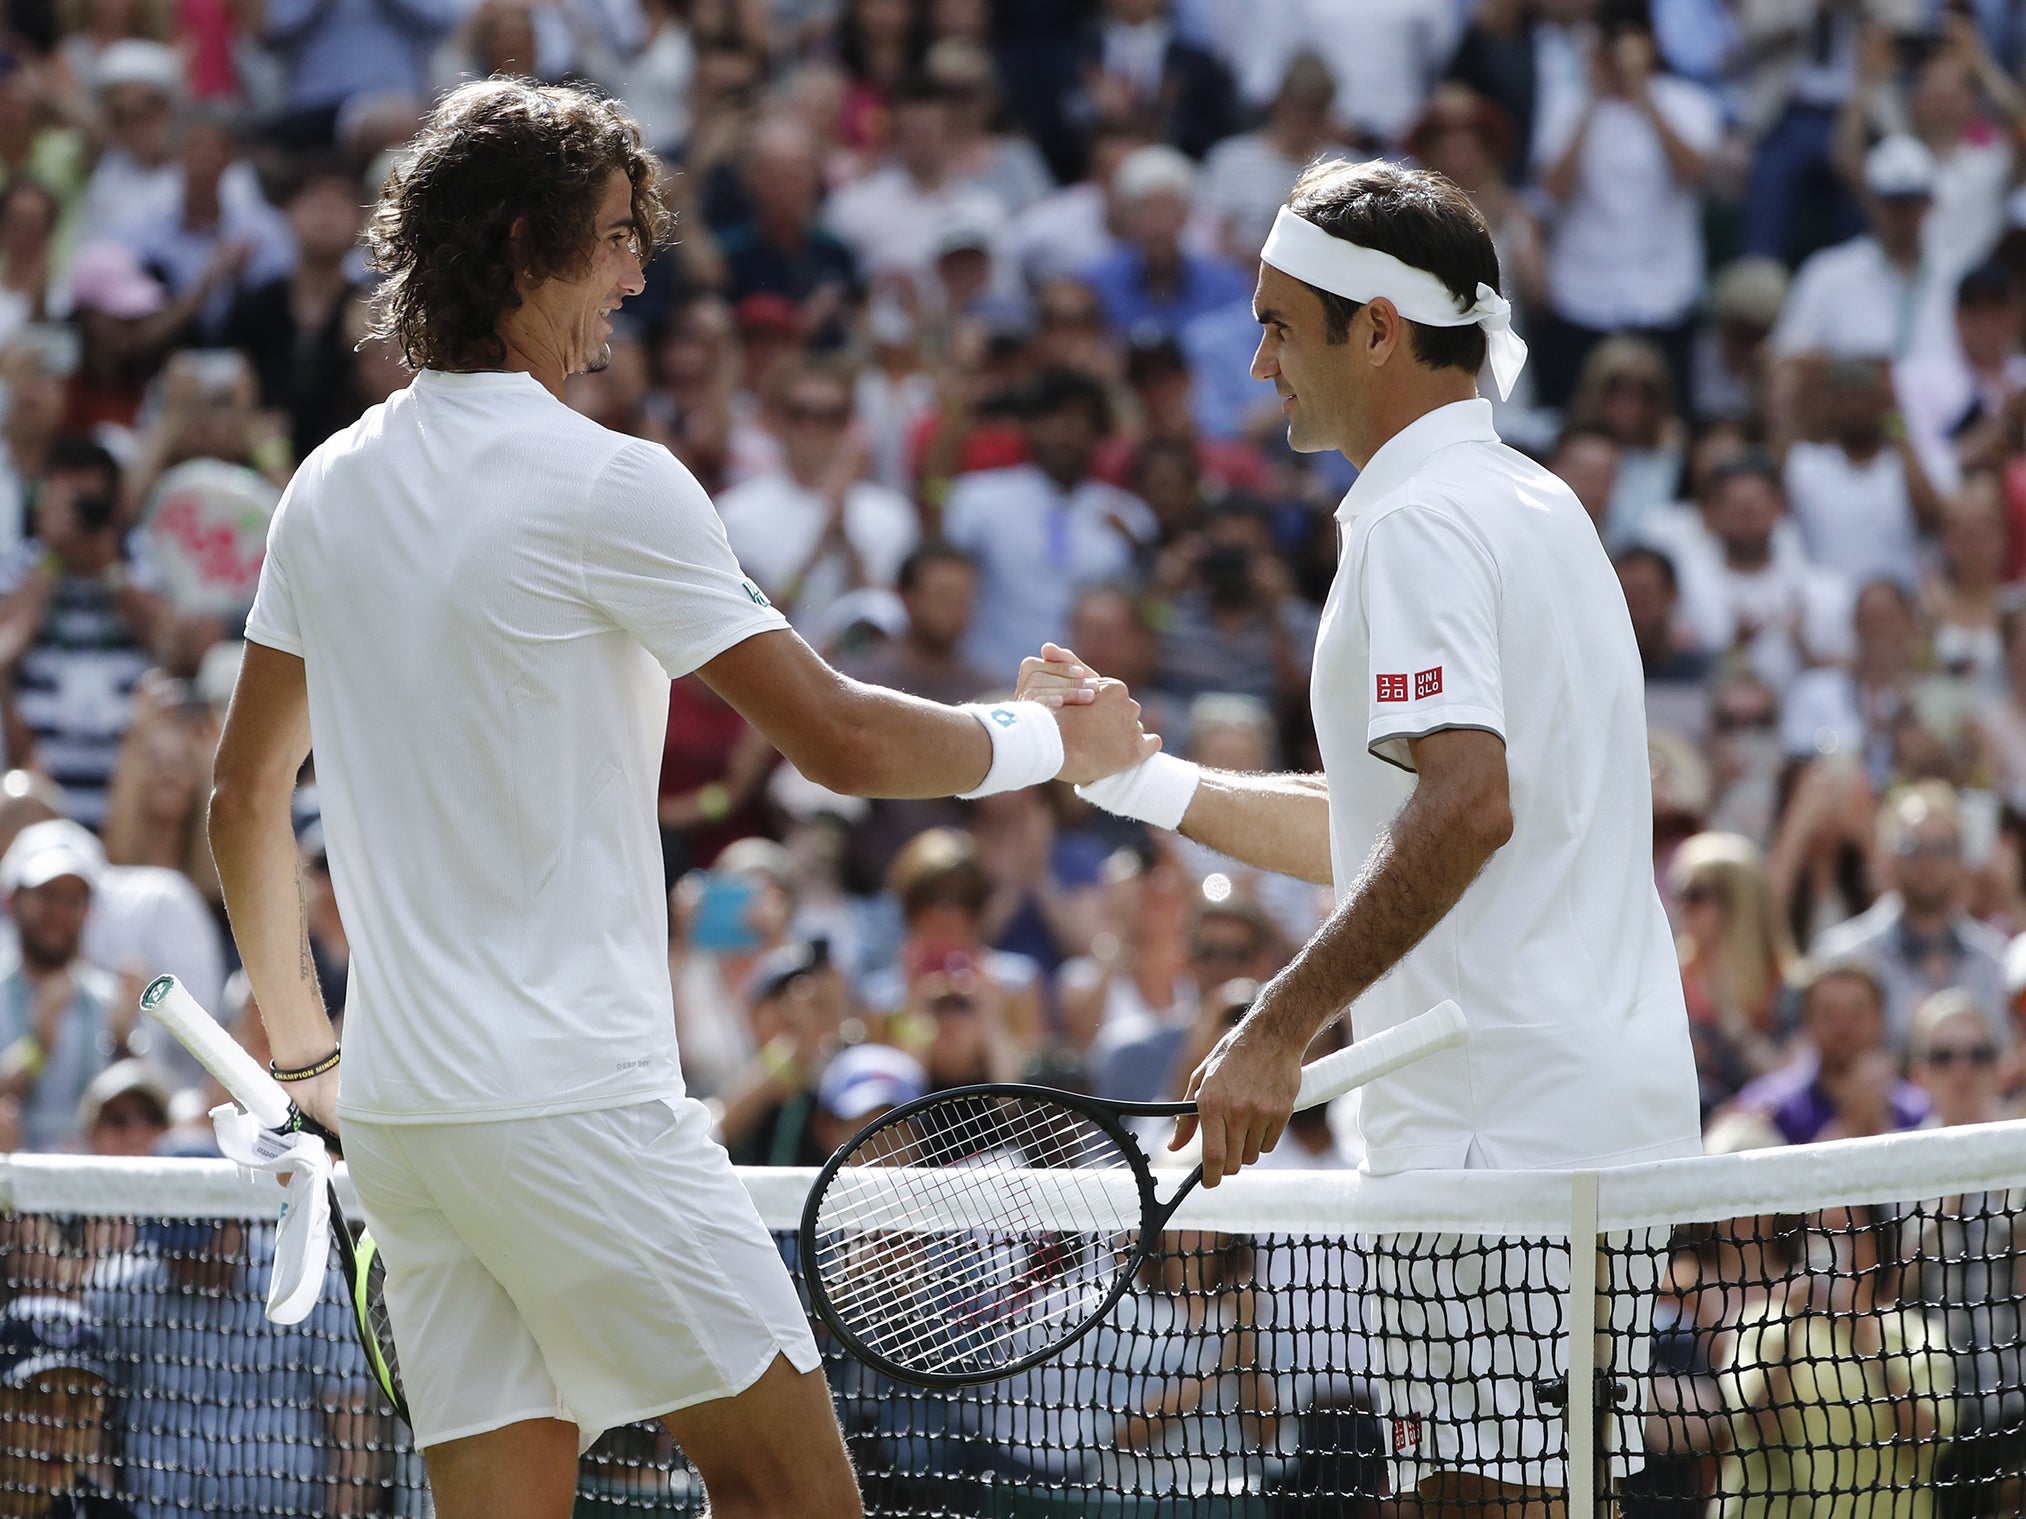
1074;753;1201;831
956;701;1065;798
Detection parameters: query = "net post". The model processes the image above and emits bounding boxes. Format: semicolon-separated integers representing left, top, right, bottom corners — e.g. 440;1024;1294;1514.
1566;1170;1603;1518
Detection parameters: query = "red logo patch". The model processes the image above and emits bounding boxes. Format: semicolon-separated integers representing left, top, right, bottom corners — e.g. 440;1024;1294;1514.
1414;666;1444;700
1392;1416;1421;1453
1376;673;1409;703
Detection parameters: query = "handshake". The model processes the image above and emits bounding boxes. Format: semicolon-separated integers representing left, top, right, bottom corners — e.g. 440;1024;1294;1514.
996;641;1200;831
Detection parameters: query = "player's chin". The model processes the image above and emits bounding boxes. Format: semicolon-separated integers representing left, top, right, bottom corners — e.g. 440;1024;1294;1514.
580;343;613;376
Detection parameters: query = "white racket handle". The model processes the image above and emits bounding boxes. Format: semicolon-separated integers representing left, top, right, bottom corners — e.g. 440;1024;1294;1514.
140;974;294;1130
1291;999;1467;1112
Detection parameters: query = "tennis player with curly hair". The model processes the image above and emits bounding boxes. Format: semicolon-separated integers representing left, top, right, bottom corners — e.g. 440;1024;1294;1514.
206;78;1153;1519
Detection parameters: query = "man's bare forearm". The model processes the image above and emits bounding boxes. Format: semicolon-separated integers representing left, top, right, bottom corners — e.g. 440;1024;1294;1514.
210;787;333;1067
1176;770;1333;885
1248;761;1510;1051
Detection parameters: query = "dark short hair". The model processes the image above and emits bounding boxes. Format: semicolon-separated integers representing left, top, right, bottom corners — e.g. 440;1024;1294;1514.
1022;366;1113;434
365;79;670;372
278;151;359;207
1700;451;1782;506
1283;159;1500;375
1957;261;2015;309
896;539;976;593
1551;423;1617;460
1800;957;1886;1018
1614;545;1678;595
45;435;118;485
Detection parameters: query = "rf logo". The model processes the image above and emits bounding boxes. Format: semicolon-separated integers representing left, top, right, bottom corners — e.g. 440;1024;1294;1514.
1376;673;1409;703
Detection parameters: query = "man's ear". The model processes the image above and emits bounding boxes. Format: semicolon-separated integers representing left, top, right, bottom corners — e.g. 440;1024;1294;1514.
1362;296;1404;369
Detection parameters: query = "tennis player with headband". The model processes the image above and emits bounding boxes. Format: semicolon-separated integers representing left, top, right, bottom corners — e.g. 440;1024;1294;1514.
1020;159;1701;1516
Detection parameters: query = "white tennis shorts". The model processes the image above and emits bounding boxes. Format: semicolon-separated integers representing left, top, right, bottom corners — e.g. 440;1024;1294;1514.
1365;1231;1661;1494
345;1095;822;1451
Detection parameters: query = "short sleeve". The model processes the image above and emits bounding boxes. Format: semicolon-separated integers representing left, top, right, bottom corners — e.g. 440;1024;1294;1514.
1360;504;1506;771
244;494;303;656
578;441;789;676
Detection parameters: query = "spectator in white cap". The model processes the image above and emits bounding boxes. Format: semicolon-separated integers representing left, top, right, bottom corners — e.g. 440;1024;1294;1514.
75;1057;170;1157
0;818;120;1152
73;41;184;247
1772;135;1954;365
1080;144;1249;342
810;1041;927;1154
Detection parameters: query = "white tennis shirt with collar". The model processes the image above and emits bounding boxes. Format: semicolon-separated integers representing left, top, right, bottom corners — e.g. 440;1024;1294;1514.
246;368;789;1126
1314;397;1700;1175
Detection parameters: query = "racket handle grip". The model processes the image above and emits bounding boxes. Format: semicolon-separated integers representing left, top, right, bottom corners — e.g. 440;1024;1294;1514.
1293;999;1468;1112
140;974;295;1130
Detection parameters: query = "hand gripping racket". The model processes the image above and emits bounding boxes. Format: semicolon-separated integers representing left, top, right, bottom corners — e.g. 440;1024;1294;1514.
138;975;409;1424
799;999;1468;1387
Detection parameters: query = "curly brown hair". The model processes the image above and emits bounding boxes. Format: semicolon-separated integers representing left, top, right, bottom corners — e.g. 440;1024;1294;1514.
365;78;672;372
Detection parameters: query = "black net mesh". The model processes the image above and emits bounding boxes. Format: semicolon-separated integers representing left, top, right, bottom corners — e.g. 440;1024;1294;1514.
0;1171;2022;1516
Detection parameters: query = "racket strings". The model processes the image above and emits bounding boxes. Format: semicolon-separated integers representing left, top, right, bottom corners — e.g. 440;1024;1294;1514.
811;1094;1143;1377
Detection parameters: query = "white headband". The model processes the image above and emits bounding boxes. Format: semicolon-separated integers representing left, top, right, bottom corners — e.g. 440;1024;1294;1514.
1259;205;1527;402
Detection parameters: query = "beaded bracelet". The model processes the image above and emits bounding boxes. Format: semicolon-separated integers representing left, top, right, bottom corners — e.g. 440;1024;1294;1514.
271;1048;341;1083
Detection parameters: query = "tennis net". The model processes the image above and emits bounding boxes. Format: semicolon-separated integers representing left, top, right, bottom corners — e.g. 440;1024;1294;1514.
2;1119;2024;1516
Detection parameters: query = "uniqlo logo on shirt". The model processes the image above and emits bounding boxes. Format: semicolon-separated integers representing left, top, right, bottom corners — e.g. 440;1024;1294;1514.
1376;673;1409;703
1392;1416;1422;1453
1415;666;1444;700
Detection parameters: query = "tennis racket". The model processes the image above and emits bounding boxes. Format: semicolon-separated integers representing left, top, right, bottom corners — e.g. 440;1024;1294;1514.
799;999;1468;1388
138;975;409;1424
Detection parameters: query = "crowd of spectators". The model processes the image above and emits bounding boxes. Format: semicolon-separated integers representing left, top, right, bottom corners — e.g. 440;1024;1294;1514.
0;0;2023;1512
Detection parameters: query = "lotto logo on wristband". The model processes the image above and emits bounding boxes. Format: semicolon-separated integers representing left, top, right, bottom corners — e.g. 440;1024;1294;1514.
1392;1417;1422;1453
1415;666;1444;699
1376;673;1409;703
990;707;1019;727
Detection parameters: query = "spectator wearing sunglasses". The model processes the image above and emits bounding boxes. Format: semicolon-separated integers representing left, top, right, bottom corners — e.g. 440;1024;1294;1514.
1908;989;2016;1129
1810;783;2009;1052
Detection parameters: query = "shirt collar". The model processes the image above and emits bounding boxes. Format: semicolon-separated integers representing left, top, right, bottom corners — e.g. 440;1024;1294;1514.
1336;397;1499;523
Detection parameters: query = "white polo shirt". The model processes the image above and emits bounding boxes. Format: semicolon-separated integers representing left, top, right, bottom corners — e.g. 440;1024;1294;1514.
246;368;788;1125
1314;399;1699;1175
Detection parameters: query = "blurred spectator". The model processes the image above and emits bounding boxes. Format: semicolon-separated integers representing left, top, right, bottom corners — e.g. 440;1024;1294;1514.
1809;781;2009;1049
1088;875;1275;1103
131;105;295;344
925;39;1053;219
65;241;205;427
668;837;799;1097
1532;4;1717;409
0;334;71;551
0;437;166;824
1907;987;2015;1128
1008;117;1151;289
73;42;181;248
1673;454;1852;697
1079;144;1247;342
836;0;927;156
1771;134;1952;365
1065;580;1177;742
1236;0;1459;150
75;1058;168;1157
1099;337;1270;506
0;820;119;1152
657;673;776;877
1692;258;1788;425
99;674;213;891
0;179;64;349
867;826;1044;1053
261;0;454;148
0;1297;134;1518
1564;335;1687;549
807;1040;925;1156
1198;52;1345;265
1547;423;1620;537
717;359;917;633
944;365;1154;673
579;0;693;154
710;938;855;1166
1777;579;1918;783
1617;546;1712;742
1970;605;2026;813
1150;499;1315;711
1667;832;1796;1113
713;117;859;343
1924;475;2014;692
968;782;1103;981
824;75;1006;287
1056;845;1188;1052
222;155;368;463
1897;261;2026;496
1835;17;2023;285
1781;357;1938;594
1074;0;1237;163
1726;958;1927;1144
